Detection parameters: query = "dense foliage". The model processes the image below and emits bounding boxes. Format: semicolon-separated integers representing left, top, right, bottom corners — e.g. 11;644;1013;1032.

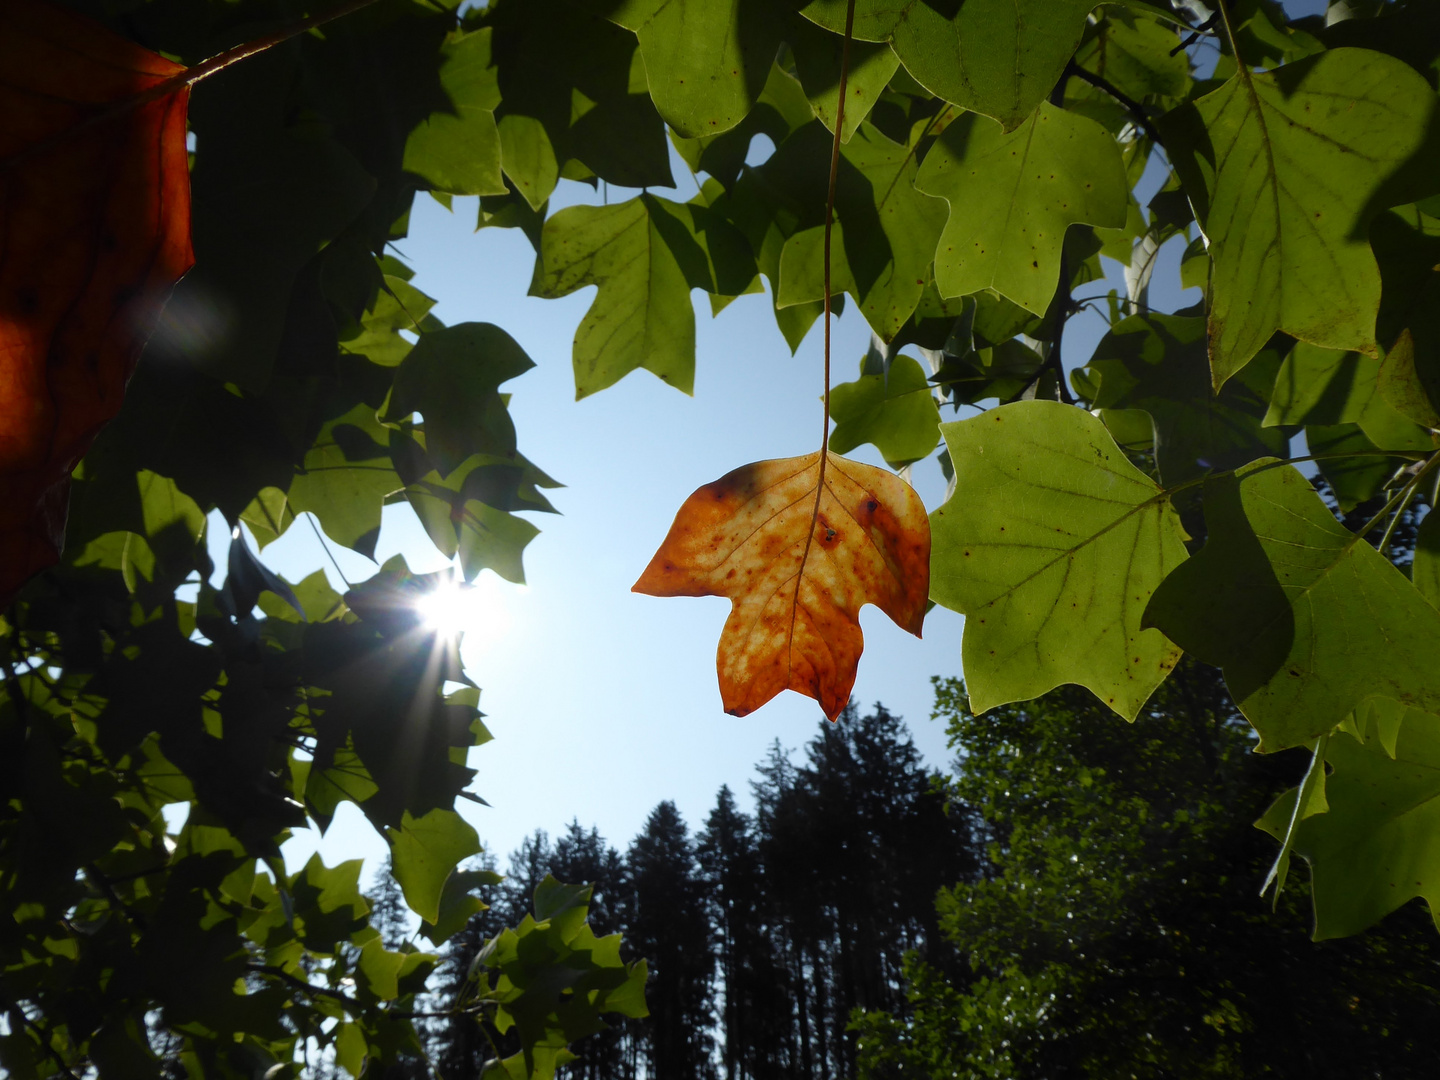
5;0;1440;1074
854;667;1440;1078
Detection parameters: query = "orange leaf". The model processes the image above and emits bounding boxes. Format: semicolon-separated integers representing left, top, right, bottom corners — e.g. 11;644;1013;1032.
634;452;930;720
0;0;193;600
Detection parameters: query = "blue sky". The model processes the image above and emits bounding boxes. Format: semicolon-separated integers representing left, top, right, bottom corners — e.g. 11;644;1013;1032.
264;0;1329;878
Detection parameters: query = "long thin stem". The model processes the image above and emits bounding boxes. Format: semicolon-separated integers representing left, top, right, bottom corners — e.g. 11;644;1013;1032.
792;0;856;677
1;0;386;173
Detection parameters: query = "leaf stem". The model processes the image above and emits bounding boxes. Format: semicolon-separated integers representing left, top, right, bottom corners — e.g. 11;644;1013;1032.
1;0;386;173
793;0;856;688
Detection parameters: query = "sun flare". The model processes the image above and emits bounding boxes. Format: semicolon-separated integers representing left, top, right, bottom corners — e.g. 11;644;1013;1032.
413;575;518;647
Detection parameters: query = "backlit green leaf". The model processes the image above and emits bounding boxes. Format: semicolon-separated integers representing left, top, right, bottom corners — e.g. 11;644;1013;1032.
1163;48;1438;386
828;353;941;467
387;808;482;925
1290;713;1440;939
800;0;1097;130
609;0;791;138
1144;461;1440;750
917;104;1127;315
403;28;506;196
930;401;1187;720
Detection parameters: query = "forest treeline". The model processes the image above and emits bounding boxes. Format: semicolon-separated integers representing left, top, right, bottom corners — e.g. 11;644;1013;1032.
364;662;1440;1080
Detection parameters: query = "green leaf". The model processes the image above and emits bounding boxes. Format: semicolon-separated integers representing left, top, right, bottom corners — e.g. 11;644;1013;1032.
387;808;482;925
498;114;560;212
1087;313;1285;486
757;120;947;340
917;104;1127;315
1067;12;1191;131
1291;713;1440;939
357;937;407;1001
777;222;856;307
535;194;754;397
289;405;397;560
421;867;501;946
930;401;1187;720
828;353;941;467
609;0;792;138
1374;204;1440;427
670;61;814;188
385;323;535;478
1144;461;1440;751
403;28;506;196
1162;48;1439;386
800;0;1097;130
339;276;436;368
788;17;899;143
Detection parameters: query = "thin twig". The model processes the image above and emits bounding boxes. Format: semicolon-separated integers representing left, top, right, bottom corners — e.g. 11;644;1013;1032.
1063;62;1165;149
1170;11;1219;55
248;963;362;1014
1;0;386;173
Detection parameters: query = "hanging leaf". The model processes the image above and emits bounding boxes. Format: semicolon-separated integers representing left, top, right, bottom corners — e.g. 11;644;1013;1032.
535;194;755;398
800;0;1097;130
917;103;1127;315
0;0;193;602
401;27;507;196
1162;47;1440;386
828;353;941;467
929;401;1187;720
386;808;483;925
788;16;899;143
634;452;929;720
1144;461;1440;750
608;0;793;138
1284;712;1440;939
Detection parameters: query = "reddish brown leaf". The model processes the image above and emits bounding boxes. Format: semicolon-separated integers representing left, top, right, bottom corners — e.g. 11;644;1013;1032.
634;451;930;720
0;0;193;600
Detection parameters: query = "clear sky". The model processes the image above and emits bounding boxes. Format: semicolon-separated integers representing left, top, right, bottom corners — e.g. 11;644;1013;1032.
263;0;1328;879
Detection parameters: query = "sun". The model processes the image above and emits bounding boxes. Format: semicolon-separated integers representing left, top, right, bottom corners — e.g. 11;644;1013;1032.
411;574;518;646
414;580;475;638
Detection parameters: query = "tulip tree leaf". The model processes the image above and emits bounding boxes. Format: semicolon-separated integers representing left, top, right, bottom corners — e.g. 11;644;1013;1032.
608;0;792;138
800;0;1097;130
1162;48;1439;387
930;401;1187;721
402;28;507;196
788;18;899;143
761;121;948;341
917;103;1127;315
1088;312;1285;485
1288;712;1440;939
387;808;482;925
384;323;535;478
1144;461;1440;751
289;405;396;560
498;113;559;211
535;193;755;398
828;353;941;467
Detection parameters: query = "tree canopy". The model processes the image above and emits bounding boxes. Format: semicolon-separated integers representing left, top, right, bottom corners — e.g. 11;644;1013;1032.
3;0;1440;1075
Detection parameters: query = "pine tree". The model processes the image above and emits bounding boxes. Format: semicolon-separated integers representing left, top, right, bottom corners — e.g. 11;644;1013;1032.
626;801;717;1080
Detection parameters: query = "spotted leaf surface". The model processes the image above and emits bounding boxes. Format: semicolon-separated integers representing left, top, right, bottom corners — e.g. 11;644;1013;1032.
634;451;929;719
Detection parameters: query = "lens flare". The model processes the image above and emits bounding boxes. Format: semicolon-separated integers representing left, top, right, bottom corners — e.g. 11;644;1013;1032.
414;580;475;638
